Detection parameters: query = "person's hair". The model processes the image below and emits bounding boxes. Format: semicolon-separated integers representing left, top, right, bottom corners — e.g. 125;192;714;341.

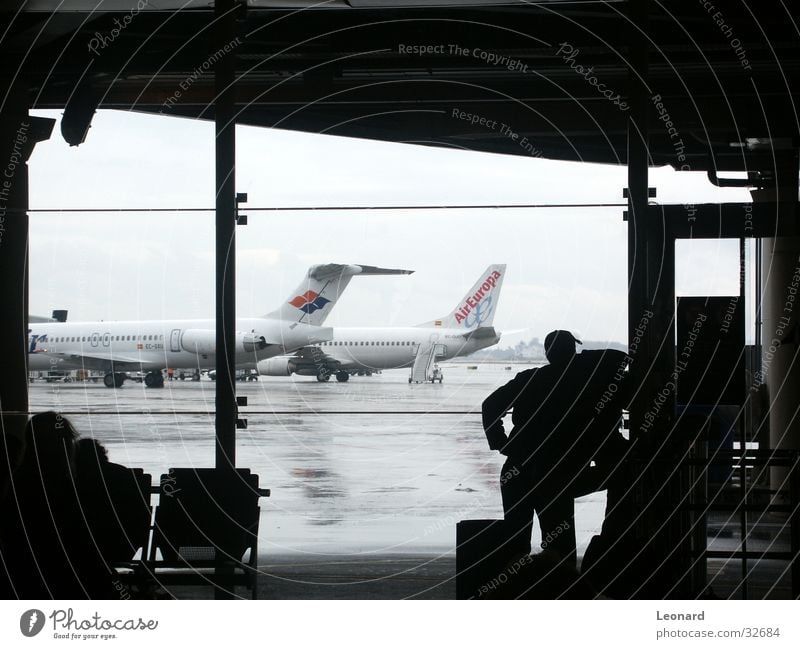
544;330;577;364
24;411;80;466
75;438;110;466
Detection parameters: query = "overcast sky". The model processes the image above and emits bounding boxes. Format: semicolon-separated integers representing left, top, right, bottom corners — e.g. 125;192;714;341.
28;109;751;345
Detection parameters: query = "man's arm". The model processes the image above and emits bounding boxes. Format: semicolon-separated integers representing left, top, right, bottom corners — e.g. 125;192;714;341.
481;370;534;452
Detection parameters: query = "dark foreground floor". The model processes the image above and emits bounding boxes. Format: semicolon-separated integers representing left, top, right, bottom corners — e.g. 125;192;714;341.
258;554;456;600
166;553;793;600
167;554;456;600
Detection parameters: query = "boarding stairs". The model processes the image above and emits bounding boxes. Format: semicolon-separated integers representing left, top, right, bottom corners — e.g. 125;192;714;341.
410;343;441;383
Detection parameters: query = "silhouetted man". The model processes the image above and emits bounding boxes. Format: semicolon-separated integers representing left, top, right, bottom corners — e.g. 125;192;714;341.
482;330;630;566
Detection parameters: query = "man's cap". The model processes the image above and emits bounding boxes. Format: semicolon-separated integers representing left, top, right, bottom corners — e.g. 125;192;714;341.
544;330;583;347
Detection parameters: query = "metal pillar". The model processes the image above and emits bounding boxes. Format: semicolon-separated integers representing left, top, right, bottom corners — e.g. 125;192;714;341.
0;78;53;501
0;79;32;468
627;0;657;437
627;0;675;439
0;81;29;411
215;0;238;472
754;155;800;493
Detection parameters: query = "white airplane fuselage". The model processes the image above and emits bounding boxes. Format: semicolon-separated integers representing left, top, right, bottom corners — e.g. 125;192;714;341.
322;326;499;370
258;325;500;376
27;318;330;373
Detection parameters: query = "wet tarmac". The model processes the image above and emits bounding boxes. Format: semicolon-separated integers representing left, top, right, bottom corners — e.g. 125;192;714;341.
29;363;608;560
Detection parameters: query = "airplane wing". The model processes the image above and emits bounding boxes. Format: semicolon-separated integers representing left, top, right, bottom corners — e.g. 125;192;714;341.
45;351;155;371
257;346;343;376
291;346;342;370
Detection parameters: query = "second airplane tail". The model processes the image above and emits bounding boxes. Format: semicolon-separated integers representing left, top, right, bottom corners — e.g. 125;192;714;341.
417;264;507;331
264;264;413;326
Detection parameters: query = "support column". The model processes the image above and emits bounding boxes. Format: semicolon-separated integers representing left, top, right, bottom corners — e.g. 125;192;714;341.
214;0;238;471
0;79;53;499
0;79;31;479
627;0;662;438
755;157;800;492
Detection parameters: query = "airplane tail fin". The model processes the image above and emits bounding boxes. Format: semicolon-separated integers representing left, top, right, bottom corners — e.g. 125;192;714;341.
417;264;506;331
264;264;413;326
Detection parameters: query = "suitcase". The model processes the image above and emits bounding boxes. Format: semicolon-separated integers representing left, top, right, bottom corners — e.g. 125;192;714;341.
455;519;514;599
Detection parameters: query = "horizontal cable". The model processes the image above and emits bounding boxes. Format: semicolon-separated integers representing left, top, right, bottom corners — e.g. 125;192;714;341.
22;202;627;214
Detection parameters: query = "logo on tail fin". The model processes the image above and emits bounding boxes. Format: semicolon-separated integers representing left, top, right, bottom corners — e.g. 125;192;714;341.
289;290;331;315
454;269;502;326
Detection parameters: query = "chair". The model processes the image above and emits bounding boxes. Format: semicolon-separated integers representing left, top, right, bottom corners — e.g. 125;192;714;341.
147;468;268;599
77;466;153;566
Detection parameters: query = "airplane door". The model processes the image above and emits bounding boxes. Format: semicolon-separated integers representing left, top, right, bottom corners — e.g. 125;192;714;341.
170;329;182;353
102;332;110;347
91;332;99;347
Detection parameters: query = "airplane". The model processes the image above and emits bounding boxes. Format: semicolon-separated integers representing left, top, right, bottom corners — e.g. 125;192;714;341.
257;264;506;383
27;264;412;388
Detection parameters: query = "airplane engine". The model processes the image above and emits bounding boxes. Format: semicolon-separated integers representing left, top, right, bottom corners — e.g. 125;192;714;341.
257;358;295;376
181;329;268;356
240;332;268;353
180;329;215;355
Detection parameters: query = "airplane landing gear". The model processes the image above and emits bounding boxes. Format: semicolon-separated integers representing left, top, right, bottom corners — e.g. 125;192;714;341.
335;371;350;383
104;372;126;388
144;372;165;388
316;369;331;382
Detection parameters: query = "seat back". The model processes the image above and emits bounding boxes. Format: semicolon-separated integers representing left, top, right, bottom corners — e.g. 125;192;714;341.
78;465;153;563
151;468;260;564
